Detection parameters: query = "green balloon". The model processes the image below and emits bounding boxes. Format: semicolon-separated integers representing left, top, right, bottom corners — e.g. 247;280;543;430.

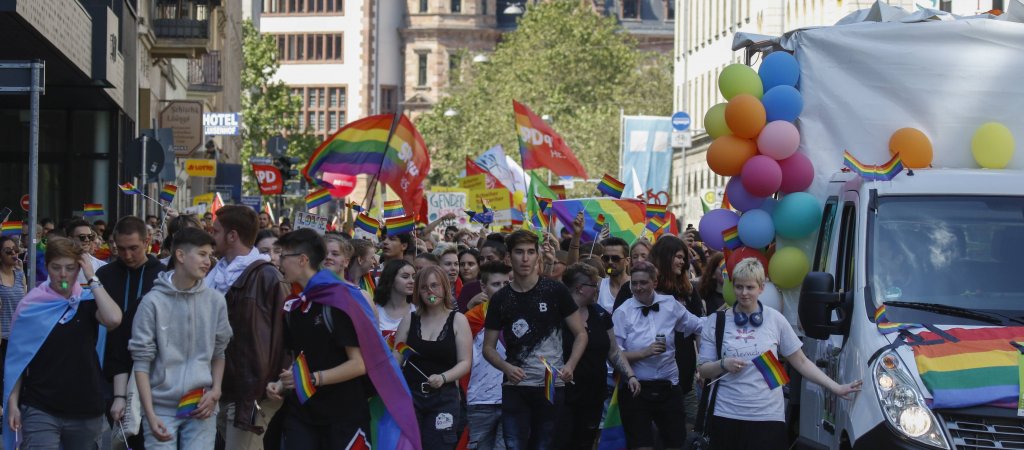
719;64;764;100
723;277;736;307
705;103;731;139
768;246;810;289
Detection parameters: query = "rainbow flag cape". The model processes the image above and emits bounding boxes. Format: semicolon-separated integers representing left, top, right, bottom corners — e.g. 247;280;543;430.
355;213;381;236
383;200;405;219
293;352;317;404
1;221;22;237
83;204;104;217
913;327;1024;409
597;379;627;450
175;387;204;418
395;342;417;361
552;198;647;243
305;188;332;211
160;184;178;203
751;350;789;389
843;151;905;181
385;215;415;237
302;114;430;219
118;182;142;195
597;174;625;199
539;356;556;404
646;203;667;219
722;225;741;250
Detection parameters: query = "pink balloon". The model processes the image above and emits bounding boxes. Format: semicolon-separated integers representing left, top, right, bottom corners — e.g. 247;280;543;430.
756;121;800;160
778;152;814;193
741;155;783;197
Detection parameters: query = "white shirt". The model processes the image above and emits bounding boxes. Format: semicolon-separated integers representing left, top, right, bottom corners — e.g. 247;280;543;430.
697;306;801;422
378;303;415;346
597;277;617;313
613;293;703;385
468;331;505;405
205;247;270;294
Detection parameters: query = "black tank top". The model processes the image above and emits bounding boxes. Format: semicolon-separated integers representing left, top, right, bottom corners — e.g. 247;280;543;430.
403;310;458;384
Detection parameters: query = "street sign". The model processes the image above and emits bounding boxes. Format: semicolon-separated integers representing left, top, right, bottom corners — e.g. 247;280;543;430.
159;101;203;157
203;113;241;136
20;194;29;212
241;196;261;211
185;159;217;177
267;135;288;158
671;111;691;131
671;130;692;149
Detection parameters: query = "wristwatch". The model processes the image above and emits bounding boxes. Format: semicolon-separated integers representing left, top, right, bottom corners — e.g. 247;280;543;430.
87;275;102;288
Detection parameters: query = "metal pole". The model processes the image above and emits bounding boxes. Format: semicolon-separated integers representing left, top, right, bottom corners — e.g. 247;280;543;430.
27;61;41;288
141;135;148;218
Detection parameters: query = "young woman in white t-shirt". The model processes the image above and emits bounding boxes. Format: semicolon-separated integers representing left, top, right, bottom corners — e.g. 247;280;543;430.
697;259;863;450
374;259;416;347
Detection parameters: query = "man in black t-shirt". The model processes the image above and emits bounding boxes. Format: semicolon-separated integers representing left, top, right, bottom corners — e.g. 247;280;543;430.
483;230;588;450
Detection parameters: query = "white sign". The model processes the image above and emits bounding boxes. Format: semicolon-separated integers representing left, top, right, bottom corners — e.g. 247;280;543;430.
293;212;328;235
671;130;692;149
203;113;242;136
183;205;207;216
427;191;468;226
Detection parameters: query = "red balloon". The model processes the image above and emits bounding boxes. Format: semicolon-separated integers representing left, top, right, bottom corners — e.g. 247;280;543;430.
726;246;770;279
322;172;357;198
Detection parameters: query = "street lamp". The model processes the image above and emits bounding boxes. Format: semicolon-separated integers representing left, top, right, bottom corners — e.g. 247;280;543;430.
503;2;524;15
444;108;459;117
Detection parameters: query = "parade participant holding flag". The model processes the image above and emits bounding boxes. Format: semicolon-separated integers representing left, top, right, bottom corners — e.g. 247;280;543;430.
697;259;862;450
4;237;122;450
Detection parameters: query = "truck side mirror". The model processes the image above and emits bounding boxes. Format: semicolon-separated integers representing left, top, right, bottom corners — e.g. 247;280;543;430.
799;272;853;340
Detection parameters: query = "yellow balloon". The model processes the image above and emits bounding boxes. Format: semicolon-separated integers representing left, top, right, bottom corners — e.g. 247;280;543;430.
972;122;1015;169
768;246;810;289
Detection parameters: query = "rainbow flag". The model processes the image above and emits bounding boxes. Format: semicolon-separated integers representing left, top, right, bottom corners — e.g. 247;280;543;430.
355;213;381;236
175;388;204;418
646;203;667;219
395;342;417;361
360;273;376;300
593;213;607;234
539;356;556;404
160;184;178;203
305;188;332;211
722;225;741;250
383;200;405;219
1;221;22;237
597;379;627;450
118;182;141;195
718;258;728;282
465;301;490;337
552;198;647;243
597;174;625;199
873;305;921;334
293;352;317;405
301;114;430;219
843;151;905;181
83;204;104;217
645;216;667;234
752;350;789;389
385;215;415;237
347;201;365;213
913;327;1024;409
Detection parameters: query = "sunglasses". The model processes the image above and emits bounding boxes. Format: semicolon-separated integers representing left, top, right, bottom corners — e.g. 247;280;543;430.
601;255;623;263
1;248;16;256
76;234;96;242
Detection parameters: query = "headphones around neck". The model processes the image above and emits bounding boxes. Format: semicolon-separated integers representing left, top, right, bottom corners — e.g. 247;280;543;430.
734;301;764;327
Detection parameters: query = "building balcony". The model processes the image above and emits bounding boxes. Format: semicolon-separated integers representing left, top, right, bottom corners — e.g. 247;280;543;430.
149;0;216;59
187;50;221;92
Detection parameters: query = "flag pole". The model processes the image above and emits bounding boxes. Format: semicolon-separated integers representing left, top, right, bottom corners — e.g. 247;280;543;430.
364;109;404;217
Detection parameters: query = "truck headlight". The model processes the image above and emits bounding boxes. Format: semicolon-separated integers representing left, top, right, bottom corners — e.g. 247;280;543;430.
873;351;949;449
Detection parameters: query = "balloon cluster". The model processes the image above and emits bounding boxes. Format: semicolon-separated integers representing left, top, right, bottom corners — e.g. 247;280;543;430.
699;52;818;290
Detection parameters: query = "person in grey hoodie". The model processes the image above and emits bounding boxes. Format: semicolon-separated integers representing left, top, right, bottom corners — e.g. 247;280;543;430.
130;228;233;449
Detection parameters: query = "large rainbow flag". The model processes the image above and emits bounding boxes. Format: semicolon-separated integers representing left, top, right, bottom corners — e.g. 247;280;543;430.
552;198;647;243
912;327;1024;409
302;114;430;217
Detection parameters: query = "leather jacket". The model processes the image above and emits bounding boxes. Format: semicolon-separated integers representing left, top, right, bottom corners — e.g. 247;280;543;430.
222;259;289;433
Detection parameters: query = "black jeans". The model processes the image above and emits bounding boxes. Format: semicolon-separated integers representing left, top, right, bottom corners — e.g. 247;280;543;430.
619;380;686;448
501;385;563;450
281;413;367;450
709;416;787;450
411;384;464;450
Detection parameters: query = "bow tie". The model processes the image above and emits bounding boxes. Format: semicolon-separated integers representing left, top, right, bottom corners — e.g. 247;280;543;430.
283;295;313;313
639;302;660;317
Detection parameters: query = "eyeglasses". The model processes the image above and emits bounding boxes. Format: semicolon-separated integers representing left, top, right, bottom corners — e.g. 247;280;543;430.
1;248;16;256
580;283;598;288
601;255;623;263
76;234;96;242
279;253;303;260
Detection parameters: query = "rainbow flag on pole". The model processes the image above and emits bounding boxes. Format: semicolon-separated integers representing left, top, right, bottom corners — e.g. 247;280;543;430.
383;200;405;219
305;188;332;211
645;216;667;234
1;221;22;237
293;352;317;405
385;215;415;237
118;182;142;195
539;356;556;404
552;198;647;243
160;184;178;203
83;204;104;217
597;379;627;450
752;350;790;389
597;174;625;199
646;203;667;219
355;213;381;236
843;150;905;181
395;342;417;361
175;388;204;418
722;225;741;250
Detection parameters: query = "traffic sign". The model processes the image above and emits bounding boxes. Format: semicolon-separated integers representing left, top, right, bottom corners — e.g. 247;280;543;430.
20;194;28;212
267;135;288;158
671;111;691;131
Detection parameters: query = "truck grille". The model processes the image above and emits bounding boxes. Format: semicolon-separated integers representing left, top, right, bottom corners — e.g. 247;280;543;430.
942;413;1024;449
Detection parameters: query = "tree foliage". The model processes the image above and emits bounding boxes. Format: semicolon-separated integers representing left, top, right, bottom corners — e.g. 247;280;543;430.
416;1;673;191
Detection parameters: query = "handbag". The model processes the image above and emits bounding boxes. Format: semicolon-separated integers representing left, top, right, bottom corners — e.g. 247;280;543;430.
111;372;142;449
686;311;725;450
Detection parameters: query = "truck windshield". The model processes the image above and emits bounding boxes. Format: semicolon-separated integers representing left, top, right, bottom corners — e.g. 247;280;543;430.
871;196;1024;315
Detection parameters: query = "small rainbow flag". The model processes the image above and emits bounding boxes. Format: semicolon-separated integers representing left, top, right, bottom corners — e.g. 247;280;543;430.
385;215;415;237
293;352;317;405
597;174;625;199
305;188;332;211
118;182;141;195
360;273;376;300
593;213;607;233
383;200;405;219
395;342;417;361
722;225;741;250
83;204;104;217
645;216;667;234
751;350;790;390
175;387;204;418
718;258;728;282
843;151;905;181
1;221;22;237
347;201;365;213
539;356;556;404
646;203;667;219
160;184;178;203
597;378;627;450
355;213;381;235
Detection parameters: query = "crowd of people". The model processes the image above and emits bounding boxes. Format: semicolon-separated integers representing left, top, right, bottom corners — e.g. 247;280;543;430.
0;206;861;450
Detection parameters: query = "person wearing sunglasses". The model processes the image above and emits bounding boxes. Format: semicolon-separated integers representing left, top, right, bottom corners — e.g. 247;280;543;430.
62;220;107;287
597;237;631;314
0;235;25;386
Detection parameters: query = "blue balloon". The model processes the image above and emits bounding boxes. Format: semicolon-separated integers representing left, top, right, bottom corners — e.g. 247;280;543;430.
738;209;775;248
772;192;821;240
759;52;800;90
762;86;803;123
760;198;779;215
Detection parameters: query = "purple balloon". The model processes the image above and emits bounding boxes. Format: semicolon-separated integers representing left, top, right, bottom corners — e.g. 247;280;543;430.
726;176;767;212
741;155;783;197
778;152;814;193
699;208;741;252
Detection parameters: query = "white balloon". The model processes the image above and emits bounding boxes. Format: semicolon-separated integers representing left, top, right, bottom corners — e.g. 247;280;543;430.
759;281;783;313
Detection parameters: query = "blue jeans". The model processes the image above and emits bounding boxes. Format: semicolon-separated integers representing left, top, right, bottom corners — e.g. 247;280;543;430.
143;411;217;449
20;404;104;450
500;386;563;450
467;404;505;450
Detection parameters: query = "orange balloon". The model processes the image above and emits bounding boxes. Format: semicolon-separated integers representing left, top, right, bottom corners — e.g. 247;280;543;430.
889;128;933;168
707;135;759;176
724;94;767;139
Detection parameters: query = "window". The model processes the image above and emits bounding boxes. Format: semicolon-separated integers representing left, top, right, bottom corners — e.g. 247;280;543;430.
622;0;640;19
449;53;462;85
380;86;398;114
417;53;428;86
451;0;461;12
420;0;428;12
481;0;487;14
294;86;347;140
271;34;343;62
666;0;674;20
264;0;342;13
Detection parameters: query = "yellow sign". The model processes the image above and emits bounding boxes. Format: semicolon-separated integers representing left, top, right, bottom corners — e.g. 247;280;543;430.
193;192;214;206
460;174;487;191
471;188;512;210
185;159;217;177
